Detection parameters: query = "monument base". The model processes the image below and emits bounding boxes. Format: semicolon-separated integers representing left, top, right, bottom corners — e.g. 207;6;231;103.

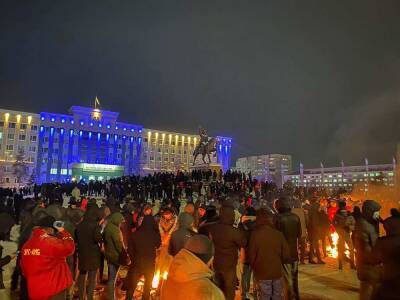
189;162;222;173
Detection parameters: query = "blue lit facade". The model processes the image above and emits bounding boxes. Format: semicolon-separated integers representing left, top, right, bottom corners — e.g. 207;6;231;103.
36;106;143;183
216;136;232;172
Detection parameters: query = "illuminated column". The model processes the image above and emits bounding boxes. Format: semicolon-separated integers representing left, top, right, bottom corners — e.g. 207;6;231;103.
46;127;55;182
121;136;127;167
113;134;118;164
87;131;92;163
56;128;65;182
36;125;45;183
96;132;101;164
135;136;142;175
129;136;134;174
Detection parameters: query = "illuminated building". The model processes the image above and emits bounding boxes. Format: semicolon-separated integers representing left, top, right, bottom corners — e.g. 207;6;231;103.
0;103;233;185
141;129;232;174
284;162;396;191
235;154;292;187
0;109;40;187
37;106;143;183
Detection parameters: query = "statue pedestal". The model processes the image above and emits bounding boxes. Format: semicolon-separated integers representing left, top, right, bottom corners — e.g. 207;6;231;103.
189;162;222;173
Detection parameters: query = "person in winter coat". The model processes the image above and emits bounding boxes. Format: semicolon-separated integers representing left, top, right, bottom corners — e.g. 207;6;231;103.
333;201;356;270
307;200;325;264
248;208;290;300
291;199;307;264
0;224;19;300
238;206;256;300
103;212;125;300
354;200;382;300
275;197;301;300
168;213;196;256
75;207;103;300
370;216;400;300
126;215;161;300
206;205;247;300
20;215;75;300
161;234;225;300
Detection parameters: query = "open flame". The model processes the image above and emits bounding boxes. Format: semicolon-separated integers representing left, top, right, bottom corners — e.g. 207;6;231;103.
327;232;339;258
152;270;160;289
327;231;350;259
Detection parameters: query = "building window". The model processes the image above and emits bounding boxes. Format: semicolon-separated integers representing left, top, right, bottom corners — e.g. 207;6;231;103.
30;135;37;142
7;133;14;140
6;145;13;151
20;124;27;130
8;123;16;128
0;121;4;127
31;125;38;131
19;134;26;141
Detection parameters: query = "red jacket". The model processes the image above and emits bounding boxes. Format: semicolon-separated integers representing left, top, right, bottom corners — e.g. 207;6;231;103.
20;228;75;300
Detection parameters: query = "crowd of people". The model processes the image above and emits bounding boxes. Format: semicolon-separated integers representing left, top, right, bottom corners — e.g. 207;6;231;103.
0;170;398;300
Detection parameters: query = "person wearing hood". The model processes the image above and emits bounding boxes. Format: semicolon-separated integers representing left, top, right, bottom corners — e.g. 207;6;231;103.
103;212;125;300
20;215;75;300
169;213;196;256
275;196;301;300
207;205;247;300
248;208;290;300
370;216;400;300
76;207;103;300
354;200;382;300
333;200;356;270
126;215;161;300
161;234;225;300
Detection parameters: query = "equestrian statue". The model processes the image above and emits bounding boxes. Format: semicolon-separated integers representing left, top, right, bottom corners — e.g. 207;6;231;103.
193;127;217;165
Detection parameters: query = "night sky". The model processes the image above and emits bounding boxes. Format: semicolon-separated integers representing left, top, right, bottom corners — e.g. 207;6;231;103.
1;1;400;169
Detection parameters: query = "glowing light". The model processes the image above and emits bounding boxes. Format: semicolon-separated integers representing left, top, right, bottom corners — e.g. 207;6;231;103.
182;136;185;142
79;130;83;137
27;116;32;124
16;114;21;123
5;113;10;122
80;121;84;126
88;132;92;139
115;126;119;130
40;126;44;132
61;118;65;123
130;136;134;142
90;122;94;127
131;128;135;132
92;109;102;120
152;271;160;289
107;124;111;129
60;128;65;135
70;129;74;137
40;116;45;121
327;232;339;258
194;137;197;144
98;123;102;128
188;136;191;144
162;133;165;139
70;119;74;124
155;132;159;139
97;133;101;140
148;131;152;137
162;271;168;280
106;133;110;140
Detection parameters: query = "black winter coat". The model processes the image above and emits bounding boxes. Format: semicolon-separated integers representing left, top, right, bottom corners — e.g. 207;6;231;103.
127;215;161;268
207;206;247;271
354;200;382;283
275;211;301;263
76;208;103;271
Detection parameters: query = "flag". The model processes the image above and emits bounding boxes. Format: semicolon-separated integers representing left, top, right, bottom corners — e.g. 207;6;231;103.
95;96;101;108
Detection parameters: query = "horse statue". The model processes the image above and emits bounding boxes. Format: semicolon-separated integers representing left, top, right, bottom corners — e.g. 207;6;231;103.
193;137;217;165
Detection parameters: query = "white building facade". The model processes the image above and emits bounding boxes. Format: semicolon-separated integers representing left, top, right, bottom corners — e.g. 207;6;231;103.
0;109;40;187
235;154;292;187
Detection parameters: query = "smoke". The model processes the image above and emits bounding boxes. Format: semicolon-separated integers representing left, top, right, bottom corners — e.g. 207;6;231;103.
327;90;400;165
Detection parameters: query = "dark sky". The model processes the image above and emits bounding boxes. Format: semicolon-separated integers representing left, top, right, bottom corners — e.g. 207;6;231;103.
1;1;400;169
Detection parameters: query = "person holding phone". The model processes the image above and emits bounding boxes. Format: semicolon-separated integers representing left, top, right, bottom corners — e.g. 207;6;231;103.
20;215;75;300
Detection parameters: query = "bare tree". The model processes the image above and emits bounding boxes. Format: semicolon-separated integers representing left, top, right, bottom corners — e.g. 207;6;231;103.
13;150;28;187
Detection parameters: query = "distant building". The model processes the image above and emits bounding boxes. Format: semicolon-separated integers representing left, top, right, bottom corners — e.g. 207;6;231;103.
0;109;40;187
284;162;396;191
235;154;292;187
